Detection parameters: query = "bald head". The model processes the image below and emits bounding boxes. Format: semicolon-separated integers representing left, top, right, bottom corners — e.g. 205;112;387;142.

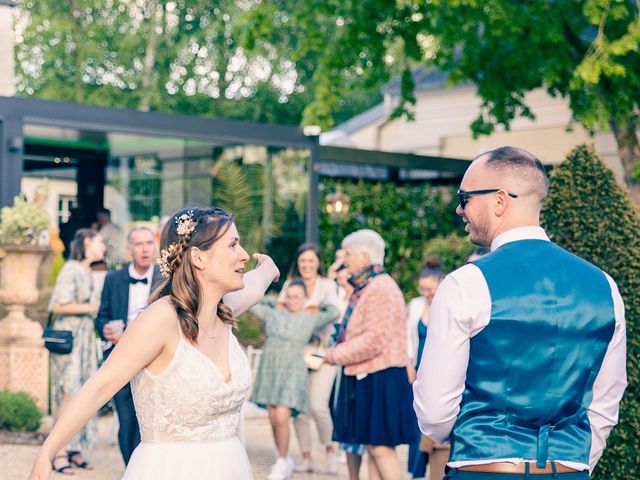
476;146;548;205
457;147;548;246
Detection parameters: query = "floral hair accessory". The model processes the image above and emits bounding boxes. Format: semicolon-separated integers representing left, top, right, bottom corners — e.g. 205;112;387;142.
175;210;197;237
157;210;198;278
158;243;180;278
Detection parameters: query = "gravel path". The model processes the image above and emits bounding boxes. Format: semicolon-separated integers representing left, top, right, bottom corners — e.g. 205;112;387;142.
2;411;409;479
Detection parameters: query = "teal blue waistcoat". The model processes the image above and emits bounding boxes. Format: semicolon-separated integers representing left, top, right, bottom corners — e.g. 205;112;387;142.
449;240;615;467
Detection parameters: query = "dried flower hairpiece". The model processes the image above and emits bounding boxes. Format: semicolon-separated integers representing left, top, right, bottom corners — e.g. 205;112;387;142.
158;243;180;278
157;210;198;278
175;210;197;237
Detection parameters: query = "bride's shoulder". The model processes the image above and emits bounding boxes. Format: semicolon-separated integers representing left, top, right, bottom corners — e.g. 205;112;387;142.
136;296;179;333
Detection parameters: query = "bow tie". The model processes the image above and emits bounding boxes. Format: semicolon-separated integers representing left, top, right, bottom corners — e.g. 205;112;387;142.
129;276;148;285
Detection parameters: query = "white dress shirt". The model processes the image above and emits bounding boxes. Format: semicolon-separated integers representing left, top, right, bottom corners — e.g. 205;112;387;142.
413;226;627;473
127;263;154;325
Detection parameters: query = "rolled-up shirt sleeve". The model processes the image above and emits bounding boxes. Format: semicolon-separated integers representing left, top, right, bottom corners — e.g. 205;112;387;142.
413;264;490;444
587;273;627;473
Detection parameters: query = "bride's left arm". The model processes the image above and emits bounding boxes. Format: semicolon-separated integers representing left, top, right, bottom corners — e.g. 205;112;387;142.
223;253;280;317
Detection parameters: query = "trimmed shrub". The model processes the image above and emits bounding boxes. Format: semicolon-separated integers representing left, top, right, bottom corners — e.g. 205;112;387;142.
541;144;640;479
0;390;42;432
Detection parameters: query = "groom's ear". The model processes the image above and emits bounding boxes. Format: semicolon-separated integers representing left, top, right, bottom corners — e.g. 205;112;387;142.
494;190;509;217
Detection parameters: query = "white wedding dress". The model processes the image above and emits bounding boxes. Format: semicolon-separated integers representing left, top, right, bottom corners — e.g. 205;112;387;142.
122;325;253;479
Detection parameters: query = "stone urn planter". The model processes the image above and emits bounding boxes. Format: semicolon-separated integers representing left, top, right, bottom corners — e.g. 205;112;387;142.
0;244;51;413
0;244;52;339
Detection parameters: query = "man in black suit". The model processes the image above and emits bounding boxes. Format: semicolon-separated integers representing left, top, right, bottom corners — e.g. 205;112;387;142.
96;226;162;465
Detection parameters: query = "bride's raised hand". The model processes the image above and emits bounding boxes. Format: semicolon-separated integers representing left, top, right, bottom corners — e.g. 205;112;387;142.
252;252;271;266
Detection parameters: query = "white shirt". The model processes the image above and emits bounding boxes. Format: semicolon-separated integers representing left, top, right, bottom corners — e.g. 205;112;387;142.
127;263;155;325
413;226;627;473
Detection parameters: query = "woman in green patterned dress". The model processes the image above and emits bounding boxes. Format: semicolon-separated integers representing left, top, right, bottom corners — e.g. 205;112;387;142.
251;280;340;480
48;228;106;475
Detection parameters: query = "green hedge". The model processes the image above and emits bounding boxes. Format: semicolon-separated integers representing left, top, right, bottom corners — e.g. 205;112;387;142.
319;179;461;298
0;390;42;432
423;232;474;274
541;144;640;478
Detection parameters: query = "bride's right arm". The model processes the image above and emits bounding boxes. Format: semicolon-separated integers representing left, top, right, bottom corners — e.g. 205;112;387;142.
29;300;177;479
223;253;280;317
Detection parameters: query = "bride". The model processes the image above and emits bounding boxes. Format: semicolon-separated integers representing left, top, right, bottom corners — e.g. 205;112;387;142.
30;207;279;479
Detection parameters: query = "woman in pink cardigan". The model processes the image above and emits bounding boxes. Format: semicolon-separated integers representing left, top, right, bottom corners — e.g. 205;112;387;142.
325;229;416;480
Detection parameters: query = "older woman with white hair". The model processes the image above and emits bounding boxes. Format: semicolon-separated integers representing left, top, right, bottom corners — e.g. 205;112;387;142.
325;229;415;480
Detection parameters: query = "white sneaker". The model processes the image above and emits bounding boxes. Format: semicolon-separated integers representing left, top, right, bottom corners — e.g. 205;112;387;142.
327;451;340;474
293;457;313;473
267;456;294;480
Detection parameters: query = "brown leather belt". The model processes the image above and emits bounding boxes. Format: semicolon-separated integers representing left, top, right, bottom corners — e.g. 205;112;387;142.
460;462;579;474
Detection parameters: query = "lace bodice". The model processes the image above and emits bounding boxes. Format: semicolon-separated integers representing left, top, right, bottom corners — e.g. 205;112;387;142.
130;328;252;443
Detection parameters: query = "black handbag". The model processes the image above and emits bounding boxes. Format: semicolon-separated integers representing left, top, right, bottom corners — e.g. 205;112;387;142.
42;313;74;355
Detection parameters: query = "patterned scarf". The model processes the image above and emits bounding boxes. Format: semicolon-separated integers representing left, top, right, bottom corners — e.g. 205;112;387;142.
335;264;385;344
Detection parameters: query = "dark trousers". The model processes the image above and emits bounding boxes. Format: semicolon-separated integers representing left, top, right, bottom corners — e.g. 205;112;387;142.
112;383;140;465
444;469;589;480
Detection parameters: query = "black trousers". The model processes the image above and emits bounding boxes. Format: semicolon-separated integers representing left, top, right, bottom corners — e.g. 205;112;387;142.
112;383;140;465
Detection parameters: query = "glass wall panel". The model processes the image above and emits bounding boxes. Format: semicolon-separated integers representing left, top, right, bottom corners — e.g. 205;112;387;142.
22;124;309;269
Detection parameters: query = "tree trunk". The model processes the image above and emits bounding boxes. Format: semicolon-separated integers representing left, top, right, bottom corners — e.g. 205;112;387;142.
68;0;84;103
139;1;162;112
610;119;640;207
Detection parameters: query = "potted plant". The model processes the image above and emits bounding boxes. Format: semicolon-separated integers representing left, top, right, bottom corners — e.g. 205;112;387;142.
0;194;52;339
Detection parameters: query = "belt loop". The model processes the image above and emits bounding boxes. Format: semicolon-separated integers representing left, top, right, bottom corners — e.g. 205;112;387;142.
536;424;551;468
550;461;559;479
524;461;531;480
444;468;458;479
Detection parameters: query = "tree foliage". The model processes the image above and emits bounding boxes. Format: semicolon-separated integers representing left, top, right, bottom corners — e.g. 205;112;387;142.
541;144;640;478
14;0;383;126
239;0;640;201
15;0;299;122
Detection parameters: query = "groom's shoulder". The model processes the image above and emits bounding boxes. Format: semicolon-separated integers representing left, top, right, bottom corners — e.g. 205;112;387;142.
447;261;486;291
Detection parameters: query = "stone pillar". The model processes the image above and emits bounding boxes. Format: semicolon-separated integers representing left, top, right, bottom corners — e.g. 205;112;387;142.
0;2;16;97
0;245;51;413
0;342;49;412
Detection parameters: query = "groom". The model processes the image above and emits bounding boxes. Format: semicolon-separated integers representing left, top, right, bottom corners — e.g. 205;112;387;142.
413;147;627;479
96;227;163;465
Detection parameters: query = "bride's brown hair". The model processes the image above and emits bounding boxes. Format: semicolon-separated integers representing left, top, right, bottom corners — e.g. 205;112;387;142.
150;207;235;342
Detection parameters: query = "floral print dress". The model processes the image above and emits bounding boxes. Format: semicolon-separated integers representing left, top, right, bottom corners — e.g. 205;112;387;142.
250;300;340;415
48;260;99;452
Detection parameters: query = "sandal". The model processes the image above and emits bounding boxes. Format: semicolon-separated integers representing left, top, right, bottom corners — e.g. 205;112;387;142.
51;455;74;475
67;450;94;470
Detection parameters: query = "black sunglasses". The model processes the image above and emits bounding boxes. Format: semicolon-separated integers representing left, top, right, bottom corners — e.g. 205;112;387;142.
457;189;519;210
